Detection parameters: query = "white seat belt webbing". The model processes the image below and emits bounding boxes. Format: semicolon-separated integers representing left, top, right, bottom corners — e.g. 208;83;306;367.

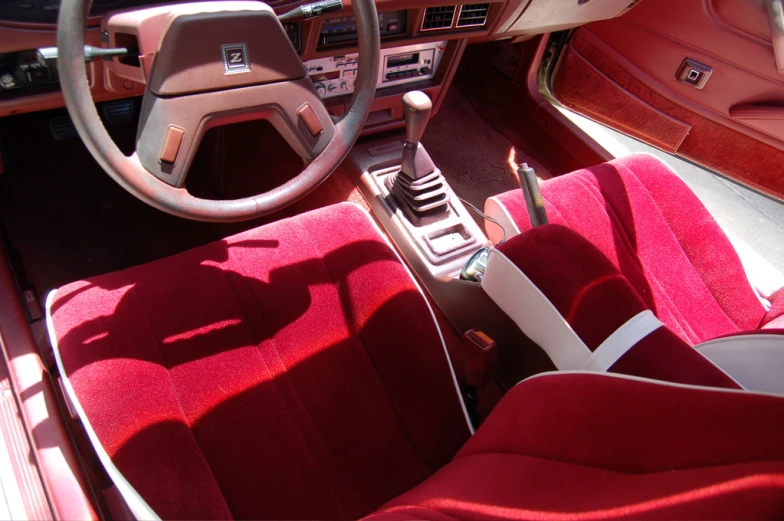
585;310;664;371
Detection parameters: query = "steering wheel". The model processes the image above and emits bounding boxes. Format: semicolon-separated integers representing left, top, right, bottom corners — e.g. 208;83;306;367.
57;0;380;222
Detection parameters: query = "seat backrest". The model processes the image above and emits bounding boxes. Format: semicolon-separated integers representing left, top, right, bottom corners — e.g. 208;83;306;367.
48;203;472;520
485;154;767;345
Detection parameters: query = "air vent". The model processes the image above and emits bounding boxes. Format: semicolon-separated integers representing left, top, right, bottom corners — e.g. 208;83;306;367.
457;3;490;27
421;6;456;31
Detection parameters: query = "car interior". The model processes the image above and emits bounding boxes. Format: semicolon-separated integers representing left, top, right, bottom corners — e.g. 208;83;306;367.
1;0;784;519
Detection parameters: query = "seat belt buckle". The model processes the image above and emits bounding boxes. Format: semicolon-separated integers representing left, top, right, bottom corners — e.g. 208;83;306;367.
464;329;498;389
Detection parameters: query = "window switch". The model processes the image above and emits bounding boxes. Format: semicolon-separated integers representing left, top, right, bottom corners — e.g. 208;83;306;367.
677;59;712;89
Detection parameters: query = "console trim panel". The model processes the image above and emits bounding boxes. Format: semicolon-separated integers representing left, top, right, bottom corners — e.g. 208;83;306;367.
304;41;446;99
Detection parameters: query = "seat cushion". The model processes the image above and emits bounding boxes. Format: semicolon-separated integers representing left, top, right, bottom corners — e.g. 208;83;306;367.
48;203;472;520
366;372;784;521
485;154;767;345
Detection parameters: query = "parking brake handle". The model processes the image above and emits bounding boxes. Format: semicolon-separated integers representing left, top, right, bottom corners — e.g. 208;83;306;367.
518;163;548;228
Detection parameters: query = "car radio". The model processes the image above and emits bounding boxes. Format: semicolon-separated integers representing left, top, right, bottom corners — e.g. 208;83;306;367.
303;41;447;100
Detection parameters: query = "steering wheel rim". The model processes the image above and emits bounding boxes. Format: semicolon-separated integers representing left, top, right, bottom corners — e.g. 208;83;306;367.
56;0;380;222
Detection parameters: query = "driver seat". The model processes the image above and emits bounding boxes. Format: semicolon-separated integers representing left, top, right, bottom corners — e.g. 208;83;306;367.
47;203;472;520
47;203;784;520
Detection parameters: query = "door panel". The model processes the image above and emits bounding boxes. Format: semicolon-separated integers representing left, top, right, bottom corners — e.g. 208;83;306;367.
554;45;692;153
712;0;774;43
550;0;784;200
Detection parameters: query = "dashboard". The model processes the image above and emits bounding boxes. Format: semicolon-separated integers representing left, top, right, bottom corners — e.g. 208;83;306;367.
0;0;639;120
0;0;217;24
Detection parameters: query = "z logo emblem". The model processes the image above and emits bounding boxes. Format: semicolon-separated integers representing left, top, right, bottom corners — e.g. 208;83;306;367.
221;43;250;74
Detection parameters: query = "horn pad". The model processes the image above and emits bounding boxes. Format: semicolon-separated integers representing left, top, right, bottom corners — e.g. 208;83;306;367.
144;4;305;96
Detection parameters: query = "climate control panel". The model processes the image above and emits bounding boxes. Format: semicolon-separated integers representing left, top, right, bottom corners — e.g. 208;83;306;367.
304;41;447;100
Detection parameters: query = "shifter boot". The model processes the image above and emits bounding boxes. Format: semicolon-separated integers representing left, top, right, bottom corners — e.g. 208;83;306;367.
385;91;451;225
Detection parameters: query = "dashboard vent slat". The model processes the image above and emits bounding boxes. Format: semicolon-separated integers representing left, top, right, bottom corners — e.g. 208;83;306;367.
421;6;457;31
456;3;490;27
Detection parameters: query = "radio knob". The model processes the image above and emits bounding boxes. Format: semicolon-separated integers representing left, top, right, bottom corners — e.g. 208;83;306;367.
327;83;337;92
315;83;327;97
0;73;16;90
339;80;349;91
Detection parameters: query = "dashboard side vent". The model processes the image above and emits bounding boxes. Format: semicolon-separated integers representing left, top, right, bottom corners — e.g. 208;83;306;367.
421;6;457;31
456;3;490;27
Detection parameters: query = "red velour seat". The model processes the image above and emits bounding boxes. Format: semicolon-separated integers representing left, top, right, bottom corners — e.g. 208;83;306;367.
47;203;472;520
485;154;779;345
48;202;784;520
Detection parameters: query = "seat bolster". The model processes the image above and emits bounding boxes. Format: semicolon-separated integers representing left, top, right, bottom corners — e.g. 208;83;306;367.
46;290;164;521
762;289;784;328
697;331;784;395
483;195;522;245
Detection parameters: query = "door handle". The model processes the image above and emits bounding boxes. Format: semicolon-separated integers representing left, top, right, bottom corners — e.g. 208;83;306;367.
729;103;784;141
767;0;784;74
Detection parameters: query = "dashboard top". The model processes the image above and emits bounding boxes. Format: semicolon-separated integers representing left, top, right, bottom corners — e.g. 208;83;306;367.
2;0;162;24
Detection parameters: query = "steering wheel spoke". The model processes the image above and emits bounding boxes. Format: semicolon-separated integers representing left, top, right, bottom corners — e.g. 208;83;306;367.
136;78;336;188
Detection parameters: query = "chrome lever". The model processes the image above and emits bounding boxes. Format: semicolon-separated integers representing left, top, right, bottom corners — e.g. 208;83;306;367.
37;45;130;64
279;0;343;22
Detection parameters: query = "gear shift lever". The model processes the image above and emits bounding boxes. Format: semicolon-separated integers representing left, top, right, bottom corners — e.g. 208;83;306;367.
400;91;437;180
404;91;431;146
386;91;449;224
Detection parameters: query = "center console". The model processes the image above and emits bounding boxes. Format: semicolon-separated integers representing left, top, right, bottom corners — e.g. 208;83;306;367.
344;91;529;351
344;91;535;390
304;41;447;100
